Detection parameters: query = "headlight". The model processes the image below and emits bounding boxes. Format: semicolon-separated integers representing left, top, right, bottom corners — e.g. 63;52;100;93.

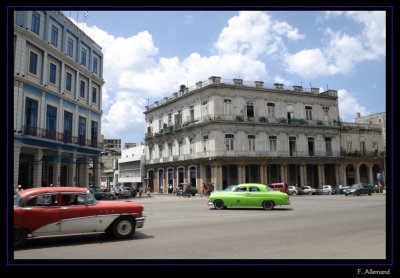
350;189;356;192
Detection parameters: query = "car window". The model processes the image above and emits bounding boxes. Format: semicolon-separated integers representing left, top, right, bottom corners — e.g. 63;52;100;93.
249;187;260;192
235;187;247;192
25;194;58;207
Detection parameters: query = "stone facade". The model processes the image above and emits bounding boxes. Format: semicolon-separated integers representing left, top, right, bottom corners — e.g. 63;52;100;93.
143;77;385;193
13;11;104;188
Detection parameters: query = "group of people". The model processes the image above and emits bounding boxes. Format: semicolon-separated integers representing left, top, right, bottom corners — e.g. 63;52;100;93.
137;185;151;198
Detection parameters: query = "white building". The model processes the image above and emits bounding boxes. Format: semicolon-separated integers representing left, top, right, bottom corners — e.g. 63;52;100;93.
118;144;145;189
13;11;104;188
143;76;385;193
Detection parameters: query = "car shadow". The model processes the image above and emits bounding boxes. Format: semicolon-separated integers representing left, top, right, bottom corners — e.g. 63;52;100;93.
209;207;293;211
15;231;154;250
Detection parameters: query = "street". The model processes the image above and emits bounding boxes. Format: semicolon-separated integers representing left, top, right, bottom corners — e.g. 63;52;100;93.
13;194;386;260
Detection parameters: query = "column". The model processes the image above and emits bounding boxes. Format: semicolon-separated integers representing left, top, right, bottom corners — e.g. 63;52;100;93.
54;149;61;186
14;81;24;131
318;164;324;186
264;164;269;185
368;162;374;185
42;52;48;85
93;158;100;188
238;164;245;184
300;164;307;187
32;148;43;187
335;164;341;186
83;161;89;187
259;164;266;184
40;92;46;130
355;163;360;184
14;144;21;187
199;164;207;185
68;154;76;186
280;164;287;183
216;165;222;190
60;62;65;93
341;163;347;186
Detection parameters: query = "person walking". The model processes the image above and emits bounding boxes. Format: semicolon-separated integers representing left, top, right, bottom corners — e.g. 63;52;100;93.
138;186;143;198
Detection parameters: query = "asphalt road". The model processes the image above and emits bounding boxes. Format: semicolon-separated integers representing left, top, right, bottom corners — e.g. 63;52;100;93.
13;194;387;261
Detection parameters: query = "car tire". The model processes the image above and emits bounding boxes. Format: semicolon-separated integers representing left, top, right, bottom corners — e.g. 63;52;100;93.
263;201;275;210
111;217;135;239
356;191;360;196
345;193;348;196
214;200;225;210
368;191;372;196
14;229;28;248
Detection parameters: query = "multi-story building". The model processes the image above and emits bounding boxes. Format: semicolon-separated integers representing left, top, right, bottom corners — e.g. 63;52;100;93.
143;76;385;193
355;112;386;150
118;144;145;188
13;11;104;188
99;137;121;188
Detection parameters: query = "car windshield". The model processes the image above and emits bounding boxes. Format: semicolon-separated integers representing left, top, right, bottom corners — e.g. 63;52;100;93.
224;185;237;191
265;186;274;191
350;184;361;189
14;193;23;208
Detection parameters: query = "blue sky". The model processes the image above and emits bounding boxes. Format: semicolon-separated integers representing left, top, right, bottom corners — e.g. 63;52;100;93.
64;10;386;146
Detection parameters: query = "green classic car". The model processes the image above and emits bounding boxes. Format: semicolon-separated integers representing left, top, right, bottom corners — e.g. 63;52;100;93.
208;183;290;210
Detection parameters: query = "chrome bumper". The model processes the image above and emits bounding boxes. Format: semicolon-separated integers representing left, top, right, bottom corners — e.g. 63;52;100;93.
136;216;146;228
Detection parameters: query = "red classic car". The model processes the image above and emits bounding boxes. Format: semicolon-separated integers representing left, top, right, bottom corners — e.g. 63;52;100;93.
14;186;145;248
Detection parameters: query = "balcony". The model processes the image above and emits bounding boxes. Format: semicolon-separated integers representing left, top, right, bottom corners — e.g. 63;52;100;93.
145;150;343;164
19;125;103;149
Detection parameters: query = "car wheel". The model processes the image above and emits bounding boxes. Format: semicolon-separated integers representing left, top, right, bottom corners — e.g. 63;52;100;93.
263;201;274;210
14;229;28;248
368;191;372;196
111;217;135;239
356;191;360;196
345;193;348;196
214;200;225;210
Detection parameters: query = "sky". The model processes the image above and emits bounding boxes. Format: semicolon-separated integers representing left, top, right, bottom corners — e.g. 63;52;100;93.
63;10;386;146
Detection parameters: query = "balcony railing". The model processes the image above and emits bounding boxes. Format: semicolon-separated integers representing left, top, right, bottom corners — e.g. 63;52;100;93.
20;125;103;149
145;114;342;139
145;150;350;164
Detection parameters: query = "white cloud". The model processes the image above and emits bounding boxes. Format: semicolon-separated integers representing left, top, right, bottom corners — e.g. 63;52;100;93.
285;11;385;79
215;11;304;58
338;89;370;122
274;75;292;86
76;14;271;143
285;48;337;79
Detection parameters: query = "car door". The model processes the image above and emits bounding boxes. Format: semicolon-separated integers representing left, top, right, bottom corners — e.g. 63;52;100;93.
21;193;61;236
227;186;248;206
59;193;94;234
247;186;261;206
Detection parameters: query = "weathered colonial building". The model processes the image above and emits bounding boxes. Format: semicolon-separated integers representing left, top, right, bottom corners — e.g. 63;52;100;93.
143;76;385;193
13;11;104;188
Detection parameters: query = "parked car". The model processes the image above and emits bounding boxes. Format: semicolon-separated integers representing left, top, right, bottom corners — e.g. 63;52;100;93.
180;183;198;196
89;187;117;200
317;185;333;195
343;184;373;196
288;186;302;195
301;186;317;195
336;185;350;194
14;186;146;248
269;182;289;193
208;183;290;210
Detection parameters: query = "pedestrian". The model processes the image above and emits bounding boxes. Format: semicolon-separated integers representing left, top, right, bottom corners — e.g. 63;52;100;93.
138;186;143;198
147;187;151;198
